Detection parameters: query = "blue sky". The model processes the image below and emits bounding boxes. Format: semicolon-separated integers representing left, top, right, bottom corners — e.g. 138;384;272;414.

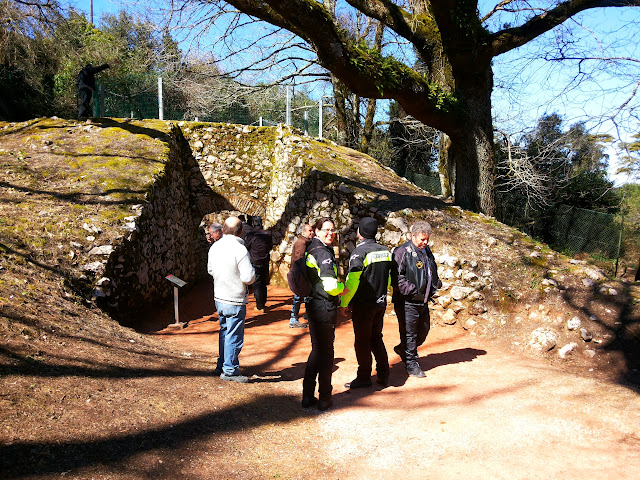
63;0;639;185
63;0;119;23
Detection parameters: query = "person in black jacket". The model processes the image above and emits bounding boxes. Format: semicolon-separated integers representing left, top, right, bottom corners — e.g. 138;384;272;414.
392;221;441;378
289;223;314;328
340;217;393;389
77;63;110;119
302;217;345;411
242;216;273;311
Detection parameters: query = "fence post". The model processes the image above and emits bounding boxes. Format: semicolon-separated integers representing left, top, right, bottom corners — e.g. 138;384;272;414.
286;85;292;126
99;85;105;117
158;76;164;121
318;98;323;139
614;213;624;277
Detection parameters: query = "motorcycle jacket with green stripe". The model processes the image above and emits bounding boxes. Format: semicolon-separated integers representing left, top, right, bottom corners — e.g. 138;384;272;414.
305;237;344;305
340;238;392;308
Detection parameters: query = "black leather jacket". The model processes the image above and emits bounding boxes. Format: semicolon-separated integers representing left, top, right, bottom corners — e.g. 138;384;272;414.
392;240;441;304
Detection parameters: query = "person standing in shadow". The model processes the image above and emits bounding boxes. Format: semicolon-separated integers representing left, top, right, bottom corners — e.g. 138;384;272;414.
242;216;273;311
77;63;110;119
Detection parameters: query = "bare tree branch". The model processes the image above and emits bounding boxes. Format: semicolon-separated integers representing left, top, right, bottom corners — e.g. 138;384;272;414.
489;0;640;57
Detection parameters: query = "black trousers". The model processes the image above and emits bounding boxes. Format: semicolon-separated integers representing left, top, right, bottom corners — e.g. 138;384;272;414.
252;263;269;309
352;303;389;380
303;299;336;400
395;301;431;367
78;88;93;118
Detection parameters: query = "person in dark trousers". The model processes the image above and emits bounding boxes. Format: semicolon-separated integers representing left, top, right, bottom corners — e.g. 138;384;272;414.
392;221;441;378
77;63;110;119
340;217;393;389
289;223;314;328
302;217;345;411
242;216;273;311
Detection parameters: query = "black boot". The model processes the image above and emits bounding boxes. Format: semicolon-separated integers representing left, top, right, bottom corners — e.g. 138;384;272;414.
317;397;333;411
301;396;318;408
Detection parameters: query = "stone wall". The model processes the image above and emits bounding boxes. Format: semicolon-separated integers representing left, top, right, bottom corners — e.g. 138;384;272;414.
183;123;411;282
97;125;233;322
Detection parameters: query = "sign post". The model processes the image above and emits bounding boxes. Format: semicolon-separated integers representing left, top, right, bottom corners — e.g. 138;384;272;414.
165;274;187;328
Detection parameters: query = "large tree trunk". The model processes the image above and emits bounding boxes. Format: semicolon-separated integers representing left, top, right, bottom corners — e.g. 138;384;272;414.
361;98;376;154
449;124;495;215
446;67;496;215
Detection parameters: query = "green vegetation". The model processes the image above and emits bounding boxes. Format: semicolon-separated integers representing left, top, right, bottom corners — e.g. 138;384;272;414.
494;113;626;266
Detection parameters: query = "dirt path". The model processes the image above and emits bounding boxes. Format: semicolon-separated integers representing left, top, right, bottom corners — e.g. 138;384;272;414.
143;284;640;480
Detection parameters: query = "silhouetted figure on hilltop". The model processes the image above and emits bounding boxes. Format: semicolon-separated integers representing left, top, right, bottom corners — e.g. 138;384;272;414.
77;63;110;119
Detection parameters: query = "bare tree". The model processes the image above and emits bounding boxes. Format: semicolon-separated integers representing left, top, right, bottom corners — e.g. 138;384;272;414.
157;0;640;215
495;130;556;209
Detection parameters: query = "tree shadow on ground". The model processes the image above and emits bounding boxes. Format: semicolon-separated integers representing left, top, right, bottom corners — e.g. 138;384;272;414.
0;339;216;381
0;392;303;479
90;117;171;142
0;180;148;205
560;280;640;389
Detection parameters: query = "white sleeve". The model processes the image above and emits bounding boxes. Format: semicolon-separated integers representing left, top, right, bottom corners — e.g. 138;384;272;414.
238;250;256;285
207;245;216;278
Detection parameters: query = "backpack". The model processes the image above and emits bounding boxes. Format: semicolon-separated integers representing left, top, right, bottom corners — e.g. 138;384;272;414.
287;252;313;297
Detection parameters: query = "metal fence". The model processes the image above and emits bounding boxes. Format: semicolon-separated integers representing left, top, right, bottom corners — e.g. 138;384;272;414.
92;76;322;137
403;170;442;196
549;205;623;260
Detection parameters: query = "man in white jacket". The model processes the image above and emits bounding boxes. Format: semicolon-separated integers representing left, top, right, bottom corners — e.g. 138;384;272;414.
208;216;256;383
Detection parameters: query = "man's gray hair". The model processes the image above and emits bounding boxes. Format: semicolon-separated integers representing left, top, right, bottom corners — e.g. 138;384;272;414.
411;221;432;236
209;222;223;233
298;223;312;234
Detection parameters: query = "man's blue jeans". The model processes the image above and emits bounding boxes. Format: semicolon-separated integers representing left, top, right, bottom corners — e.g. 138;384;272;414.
215;302;246;375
